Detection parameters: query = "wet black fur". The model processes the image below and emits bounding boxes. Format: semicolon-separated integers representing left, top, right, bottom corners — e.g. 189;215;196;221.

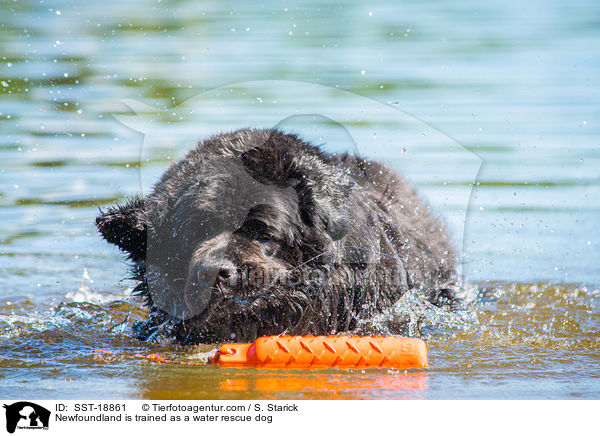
96;129;457;344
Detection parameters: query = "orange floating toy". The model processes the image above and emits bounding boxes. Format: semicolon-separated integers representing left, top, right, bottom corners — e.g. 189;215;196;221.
209;335;428;369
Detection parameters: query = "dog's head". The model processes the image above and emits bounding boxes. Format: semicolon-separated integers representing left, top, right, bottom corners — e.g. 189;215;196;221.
96;129;356;343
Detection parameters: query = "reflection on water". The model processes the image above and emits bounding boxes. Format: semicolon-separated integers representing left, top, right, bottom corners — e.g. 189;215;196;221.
1;0;599;399
143;369;429;400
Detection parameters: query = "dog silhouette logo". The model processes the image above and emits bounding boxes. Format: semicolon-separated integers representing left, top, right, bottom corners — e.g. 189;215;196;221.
3;402;50;433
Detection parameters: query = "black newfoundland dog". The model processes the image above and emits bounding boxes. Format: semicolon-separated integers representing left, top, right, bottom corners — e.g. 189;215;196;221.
97;128;457;344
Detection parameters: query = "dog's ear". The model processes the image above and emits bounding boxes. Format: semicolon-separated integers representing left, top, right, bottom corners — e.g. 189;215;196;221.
241;131;354;240
96;197;147;260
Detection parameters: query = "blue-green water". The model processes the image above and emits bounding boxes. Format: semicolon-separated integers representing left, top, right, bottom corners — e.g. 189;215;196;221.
0;0;599;399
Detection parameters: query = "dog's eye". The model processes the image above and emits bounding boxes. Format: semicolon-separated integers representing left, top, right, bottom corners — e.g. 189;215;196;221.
256;233;273;243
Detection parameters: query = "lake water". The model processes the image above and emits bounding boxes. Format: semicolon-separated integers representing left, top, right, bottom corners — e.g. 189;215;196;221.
0;0;599;400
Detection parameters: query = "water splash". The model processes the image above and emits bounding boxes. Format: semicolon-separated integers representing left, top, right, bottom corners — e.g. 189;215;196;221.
355;284;480;338
64;268;131;305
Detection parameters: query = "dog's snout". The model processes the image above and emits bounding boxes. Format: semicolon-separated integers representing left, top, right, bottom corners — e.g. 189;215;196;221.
184;259;237;316
216;265;235;283
195;261;236;286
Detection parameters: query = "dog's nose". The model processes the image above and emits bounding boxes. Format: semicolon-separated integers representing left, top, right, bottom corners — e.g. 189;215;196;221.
184;260;237;316
215;265;235;284
195;261;237;285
